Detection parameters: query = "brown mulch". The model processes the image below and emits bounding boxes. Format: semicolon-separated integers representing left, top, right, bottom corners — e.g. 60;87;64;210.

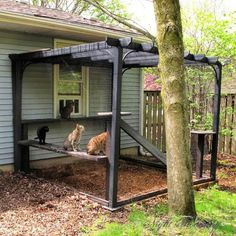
0;154;235;235
217;153;236;193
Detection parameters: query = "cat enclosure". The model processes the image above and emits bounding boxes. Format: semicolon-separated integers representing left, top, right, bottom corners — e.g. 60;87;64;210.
9;37;222;209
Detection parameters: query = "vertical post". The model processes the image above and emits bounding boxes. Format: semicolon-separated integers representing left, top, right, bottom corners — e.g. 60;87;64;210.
196;134;205;179
12;60;24;172
108;46;123;208
22;124;30;172
105;121;111;200
211;63;222;180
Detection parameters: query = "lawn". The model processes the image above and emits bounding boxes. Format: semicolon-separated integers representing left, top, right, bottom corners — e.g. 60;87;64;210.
89;187;236;236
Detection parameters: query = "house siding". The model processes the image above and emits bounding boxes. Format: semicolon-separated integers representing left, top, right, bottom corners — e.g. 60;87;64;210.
0;30;53;165
121;68;141;148
0;31;142;165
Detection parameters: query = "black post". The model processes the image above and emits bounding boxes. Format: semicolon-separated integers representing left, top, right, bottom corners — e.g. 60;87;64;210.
22;124;30;172
11;60;25;172
105;121;111;201
211;63;222;180
108;46;123;208
196;134;205;179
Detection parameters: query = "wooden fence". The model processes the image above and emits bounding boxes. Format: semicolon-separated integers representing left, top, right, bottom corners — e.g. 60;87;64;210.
143;91;236;155
143;91;166;152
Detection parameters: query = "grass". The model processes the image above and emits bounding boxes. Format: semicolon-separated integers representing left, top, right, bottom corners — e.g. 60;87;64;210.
88;186;236;236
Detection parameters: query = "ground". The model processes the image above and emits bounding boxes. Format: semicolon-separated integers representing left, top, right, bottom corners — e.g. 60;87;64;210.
0;154;235;235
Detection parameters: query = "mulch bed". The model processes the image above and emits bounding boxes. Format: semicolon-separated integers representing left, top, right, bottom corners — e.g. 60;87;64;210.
0;154;235;235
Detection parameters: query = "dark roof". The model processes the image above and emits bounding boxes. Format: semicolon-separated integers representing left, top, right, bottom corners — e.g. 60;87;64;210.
9;37;221;68
0;0;138;35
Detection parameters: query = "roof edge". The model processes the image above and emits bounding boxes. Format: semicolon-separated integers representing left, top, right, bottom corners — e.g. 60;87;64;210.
0;11;147;42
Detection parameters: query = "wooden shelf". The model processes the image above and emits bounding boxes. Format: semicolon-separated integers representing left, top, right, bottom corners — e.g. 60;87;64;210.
191;130;216;135
18;140;107;162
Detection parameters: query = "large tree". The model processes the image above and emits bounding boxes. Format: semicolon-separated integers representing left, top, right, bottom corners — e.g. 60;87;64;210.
153;0;196;217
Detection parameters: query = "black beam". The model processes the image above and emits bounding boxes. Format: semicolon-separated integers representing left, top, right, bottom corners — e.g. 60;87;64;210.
141;42;158;53
211;63;222;179
116;177;214;207
120;119;166;165
108;46;123;208
120;156;166;169
207;57;219;64
11;60;25;171
184;51;195;60
194;54;208;63
79;192;109;207
117;188;168;207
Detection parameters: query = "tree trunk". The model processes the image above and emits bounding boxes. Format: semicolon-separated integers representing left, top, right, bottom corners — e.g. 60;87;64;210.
153;0;196;217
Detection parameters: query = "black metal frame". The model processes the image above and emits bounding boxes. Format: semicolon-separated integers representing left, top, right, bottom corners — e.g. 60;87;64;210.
9;37;222;209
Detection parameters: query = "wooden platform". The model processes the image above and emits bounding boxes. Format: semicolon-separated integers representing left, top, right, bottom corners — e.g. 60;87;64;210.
18;140;108;162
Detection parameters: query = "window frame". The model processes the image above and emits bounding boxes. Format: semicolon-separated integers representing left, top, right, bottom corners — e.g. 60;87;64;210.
53;39;89;118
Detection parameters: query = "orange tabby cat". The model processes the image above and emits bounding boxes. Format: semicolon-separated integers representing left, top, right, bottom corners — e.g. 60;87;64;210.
87;132;108;155
63;123;85;151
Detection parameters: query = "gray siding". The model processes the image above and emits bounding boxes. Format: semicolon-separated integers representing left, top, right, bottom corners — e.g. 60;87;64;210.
22;65;53;119
89;67;141;149
121;68;141;148
89;67;112;115
0;30;52;165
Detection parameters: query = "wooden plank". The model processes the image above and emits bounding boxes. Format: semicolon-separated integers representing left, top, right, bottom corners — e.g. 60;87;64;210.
231;95;236;155
219;95;226;152
162;110;166;153
157;94;162;149
120;119;166;165
225;95;232;154
97;112;131;116
143;92;148;139
191;130;216;135
147;92;152;142
18;140;107;162
152;92;157;146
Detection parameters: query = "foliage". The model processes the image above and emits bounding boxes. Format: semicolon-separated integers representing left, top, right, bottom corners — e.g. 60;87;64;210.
27;0;130;24
89;187;236;236
219;106;236;138
185;66;215;130
181;1;236;131
182;0;236;78
88;0;130;24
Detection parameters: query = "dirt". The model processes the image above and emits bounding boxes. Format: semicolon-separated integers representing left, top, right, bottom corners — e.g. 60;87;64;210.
0;154;235;235
217;153;236;193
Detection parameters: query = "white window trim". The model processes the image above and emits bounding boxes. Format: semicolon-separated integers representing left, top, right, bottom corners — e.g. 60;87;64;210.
53;39;89;118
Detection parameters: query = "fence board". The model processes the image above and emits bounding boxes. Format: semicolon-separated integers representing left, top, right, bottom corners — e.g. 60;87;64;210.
143;91;236;155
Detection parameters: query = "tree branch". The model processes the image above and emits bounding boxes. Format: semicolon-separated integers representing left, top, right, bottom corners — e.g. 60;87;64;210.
83;0;156;42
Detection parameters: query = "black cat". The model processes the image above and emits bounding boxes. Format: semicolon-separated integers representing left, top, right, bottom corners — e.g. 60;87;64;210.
35;126;49;144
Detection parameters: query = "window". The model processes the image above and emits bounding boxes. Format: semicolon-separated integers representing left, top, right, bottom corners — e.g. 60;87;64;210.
54;39;89;118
